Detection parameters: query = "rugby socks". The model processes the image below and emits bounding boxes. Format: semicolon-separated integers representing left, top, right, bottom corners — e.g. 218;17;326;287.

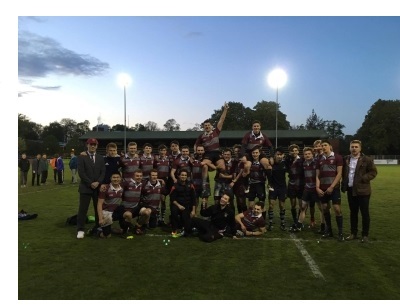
262;211;266;220
336;215;343;235
291;208;297;224
160;201;166;222
268;209;274;225
324;211;332;233
102;225;112;237
279;209;286;223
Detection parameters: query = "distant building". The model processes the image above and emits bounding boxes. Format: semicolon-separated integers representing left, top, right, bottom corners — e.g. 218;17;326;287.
79;129;331;155
92;124;111;132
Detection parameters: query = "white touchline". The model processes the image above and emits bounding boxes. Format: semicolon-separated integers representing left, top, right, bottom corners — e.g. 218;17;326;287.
289;233;325;280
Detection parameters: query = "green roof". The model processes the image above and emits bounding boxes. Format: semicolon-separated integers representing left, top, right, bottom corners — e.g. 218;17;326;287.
80;130;328;141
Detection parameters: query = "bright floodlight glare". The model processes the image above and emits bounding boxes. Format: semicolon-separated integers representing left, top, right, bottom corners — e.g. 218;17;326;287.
117;73;132;87
267;68;287;89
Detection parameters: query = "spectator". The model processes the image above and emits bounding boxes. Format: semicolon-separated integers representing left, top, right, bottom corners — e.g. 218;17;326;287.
31;154;42;186
56;154;64;184
69;151;78;184
39;154;49;185
18;153;30;188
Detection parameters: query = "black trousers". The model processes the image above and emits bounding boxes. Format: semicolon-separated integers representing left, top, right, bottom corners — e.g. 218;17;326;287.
53;169;57;182
347;188;370;237
57;170;64;184
170;205;192;233
41;171;48;184
191;217;223;243
32;172;40;186
77;190;100;232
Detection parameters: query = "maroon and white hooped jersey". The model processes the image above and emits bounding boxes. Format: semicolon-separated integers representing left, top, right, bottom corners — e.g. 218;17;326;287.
241;131;272;153
122;179;143;209
241;210;266;231
195;127;221;152
141;180;164;212
98;184;123;212
155;155;170;180
120;155;140;180
317;152;343;190
139;154;155;179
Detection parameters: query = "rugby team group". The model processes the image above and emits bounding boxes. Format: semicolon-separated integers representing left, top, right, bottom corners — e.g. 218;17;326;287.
19;103;378;243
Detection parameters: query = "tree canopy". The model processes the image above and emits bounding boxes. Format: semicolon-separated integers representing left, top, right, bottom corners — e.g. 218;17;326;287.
18;99;399;155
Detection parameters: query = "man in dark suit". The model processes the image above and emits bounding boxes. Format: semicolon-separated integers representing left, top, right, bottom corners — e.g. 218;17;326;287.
76;138;106;239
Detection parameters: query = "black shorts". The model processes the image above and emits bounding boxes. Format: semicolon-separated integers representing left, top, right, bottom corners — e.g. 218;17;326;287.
269;186;287;201
204;150;222;164
302;190;319;204
247;182;266;201
319;188;341;205
287;185;304;199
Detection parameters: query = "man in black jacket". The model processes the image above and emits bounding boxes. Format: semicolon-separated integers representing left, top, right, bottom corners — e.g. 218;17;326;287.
191;192;236;242
76;138;106;239
18;153;30;188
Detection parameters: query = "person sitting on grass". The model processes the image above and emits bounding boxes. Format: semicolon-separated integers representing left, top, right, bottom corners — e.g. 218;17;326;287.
191;192;236;242
97;172;124;238
234;201;266;238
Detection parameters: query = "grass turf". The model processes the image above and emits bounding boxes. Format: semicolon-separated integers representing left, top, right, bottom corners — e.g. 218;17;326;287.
18;165;400;299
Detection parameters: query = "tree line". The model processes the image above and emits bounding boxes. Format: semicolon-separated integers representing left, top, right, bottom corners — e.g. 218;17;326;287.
18;99;400;156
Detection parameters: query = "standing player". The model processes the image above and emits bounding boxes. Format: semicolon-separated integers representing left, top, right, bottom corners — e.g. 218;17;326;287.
120;142;140;181
154;144;171;226
102;142;121;186
191;144;215;212
241;120;274;192
246;146;267;210
170;145;192;184
292;147;318;232
139;143;155;180
312;139;324;231
194;102;229;197
231;146;247;213
214;148;236;209
267;147;288;231
286;144;305;231
316;140;344;241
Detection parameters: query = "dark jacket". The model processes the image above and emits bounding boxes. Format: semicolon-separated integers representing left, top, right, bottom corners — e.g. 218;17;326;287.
31;158;41;173
200;204;236;233
78;152;106;194
19;158;30;172
169;181;196;210
69;155;78;170
341;154;377;196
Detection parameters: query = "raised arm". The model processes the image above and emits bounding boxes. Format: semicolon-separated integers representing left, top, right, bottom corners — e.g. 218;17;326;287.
217;102;229;131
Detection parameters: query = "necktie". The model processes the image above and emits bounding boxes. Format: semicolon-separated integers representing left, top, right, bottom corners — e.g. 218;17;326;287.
90;154;95;163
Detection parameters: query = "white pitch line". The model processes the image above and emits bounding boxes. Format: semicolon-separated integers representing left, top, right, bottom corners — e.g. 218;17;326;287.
289;233;325;280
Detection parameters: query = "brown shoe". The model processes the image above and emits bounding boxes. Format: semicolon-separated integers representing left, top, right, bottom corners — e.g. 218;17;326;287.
346;234;357;241
361;236;369;243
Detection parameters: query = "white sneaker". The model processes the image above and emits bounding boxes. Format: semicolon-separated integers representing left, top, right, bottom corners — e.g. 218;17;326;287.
77;231;85;239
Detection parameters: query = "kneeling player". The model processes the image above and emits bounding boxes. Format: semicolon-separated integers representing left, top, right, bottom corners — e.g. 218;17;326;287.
97;172;124;238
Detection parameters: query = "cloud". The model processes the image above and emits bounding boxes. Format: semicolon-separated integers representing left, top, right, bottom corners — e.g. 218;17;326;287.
31;85;61;91
18;31;110;78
